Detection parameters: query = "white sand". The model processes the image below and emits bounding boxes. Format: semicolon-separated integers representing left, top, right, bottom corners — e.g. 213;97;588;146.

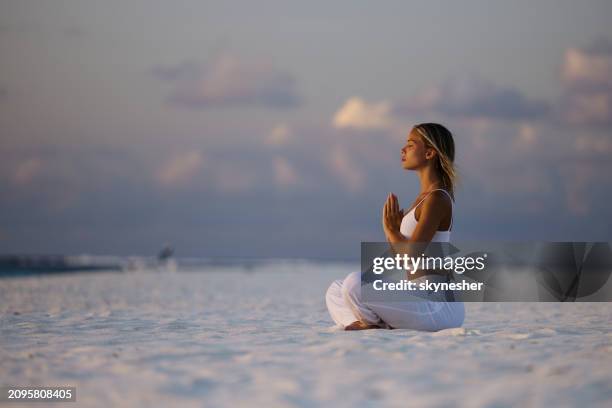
1;261;611;407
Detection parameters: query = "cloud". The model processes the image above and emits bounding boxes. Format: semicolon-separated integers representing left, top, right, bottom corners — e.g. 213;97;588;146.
394;73;549;120
558;38;612;127
156;151;204;187
561;38;612;89
452;115;612;216
574;134;612;154
332;97;393;130
212;162;258;194
272;156;299;187
153;54;301;109
265;123;294;146
327;145;365;192
559;162;597;216
560;92;611;126
513;122;538;150
151;61;202;81
12;158;43;185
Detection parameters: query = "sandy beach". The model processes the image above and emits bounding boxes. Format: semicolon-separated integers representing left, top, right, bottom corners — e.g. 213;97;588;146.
1;261;611;407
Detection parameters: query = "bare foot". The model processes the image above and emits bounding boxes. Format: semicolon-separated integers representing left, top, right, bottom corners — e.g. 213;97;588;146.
344;321;380;331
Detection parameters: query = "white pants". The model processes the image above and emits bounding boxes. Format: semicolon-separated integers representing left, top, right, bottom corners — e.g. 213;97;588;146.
325;271;465;331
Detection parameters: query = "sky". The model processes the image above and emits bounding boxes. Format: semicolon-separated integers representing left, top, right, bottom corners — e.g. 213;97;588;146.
1;0;611;260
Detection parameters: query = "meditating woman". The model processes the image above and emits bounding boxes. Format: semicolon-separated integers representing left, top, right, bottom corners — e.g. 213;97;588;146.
325;122;465;331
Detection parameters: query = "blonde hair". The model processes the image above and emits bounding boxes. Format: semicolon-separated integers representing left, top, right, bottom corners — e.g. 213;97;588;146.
413;123;458;201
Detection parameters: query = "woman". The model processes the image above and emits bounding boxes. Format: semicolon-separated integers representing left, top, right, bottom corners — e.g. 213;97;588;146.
325;123;465;331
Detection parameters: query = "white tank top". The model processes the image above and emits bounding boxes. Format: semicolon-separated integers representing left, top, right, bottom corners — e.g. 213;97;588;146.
399;189;453;242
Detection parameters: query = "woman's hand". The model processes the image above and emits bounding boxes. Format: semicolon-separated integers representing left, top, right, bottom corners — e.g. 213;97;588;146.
382;193;404;239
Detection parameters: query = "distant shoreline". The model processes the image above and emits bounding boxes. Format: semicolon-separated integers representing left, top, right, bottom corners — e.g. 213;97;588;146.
0;254;358;278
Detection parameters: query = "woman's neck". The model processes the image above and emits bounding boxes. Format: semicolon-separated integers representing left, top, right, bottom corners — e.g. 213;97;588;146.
417;167;443;194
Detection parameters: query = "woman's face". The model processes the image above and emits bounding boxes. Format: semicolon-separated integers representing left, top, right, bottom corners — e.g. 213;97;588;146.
401;128;434;170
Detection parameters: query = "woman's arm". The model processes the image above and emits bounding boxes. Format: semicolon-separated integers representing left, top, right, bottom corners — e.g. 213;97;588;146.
382;193;403;243
383;192;449;262
383;192;450;278
389;192;448;244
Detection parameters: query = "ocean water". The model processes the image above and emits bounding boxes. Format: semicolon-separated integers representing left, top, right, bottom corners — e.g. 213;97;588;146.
1;261;611;407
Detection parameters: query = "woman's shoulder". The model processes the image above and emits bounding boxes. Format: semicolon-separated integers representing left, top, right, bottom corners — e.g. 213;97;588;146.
415;190;453;220
431;189;454;203
405;189;453;214
424;189;453;205
423;190;453;207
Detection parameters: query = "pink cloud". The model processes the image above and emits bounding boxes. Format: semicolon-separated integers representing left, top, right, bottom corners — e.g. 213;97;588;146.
558;38;612;127
332;97;393;130
327;145;366;193
156;151;205;188
393;73;549;120
12;158;43;185
272;156;299;187
153;53;301;109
